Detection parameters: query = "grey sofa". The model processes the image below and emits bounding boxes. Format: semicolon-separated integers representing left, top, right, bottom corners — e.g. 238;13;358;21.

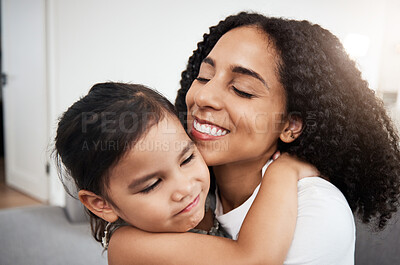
0;195;107;265
1;194;399;264
355;211;400;264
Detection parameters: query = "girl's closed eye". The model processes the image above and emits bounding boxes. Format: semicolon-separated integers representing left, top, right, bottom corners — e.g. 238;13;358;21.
181;153;195;166
140;153;195;194
140;179;162;194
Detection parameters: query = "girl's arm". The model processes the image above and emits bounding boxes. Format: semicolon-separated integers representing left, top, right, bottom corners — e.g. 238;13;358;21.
109;155;314;265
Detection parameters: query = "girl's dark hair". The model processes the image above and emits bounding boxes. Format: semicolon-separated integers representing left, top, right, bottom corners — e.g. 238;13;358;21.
175;12;400;230
55;82;176;244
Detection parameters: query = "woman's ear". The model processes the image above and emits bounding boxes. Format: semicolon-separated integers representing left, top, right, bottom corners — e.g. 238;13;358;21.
280;115;303;143
78;190;119;223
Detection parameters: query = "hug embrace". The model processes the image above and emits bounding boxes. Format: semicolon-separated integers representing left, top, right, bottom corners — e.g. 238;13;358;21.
54;12;400;265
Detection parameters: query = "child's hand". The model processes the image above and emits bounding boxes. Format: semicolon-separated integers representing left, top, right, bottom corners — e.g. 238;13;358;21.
271;150;281;160
269;152;320;181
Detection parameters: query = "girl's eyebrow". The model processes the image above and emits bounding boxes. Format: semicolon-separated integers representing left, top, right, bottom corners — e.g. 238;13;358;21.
128;172;159;190
180;141;195;159
128;141;195;190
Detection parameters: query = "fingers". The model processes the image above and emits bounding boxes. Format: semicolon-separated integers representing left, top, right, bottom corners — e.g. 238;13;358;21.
272;150;281;160
269;152;321;181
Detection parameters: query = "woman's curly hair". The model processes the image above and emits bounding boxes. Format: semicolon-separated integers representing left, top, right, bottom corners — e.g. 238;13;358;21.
175;12;400;230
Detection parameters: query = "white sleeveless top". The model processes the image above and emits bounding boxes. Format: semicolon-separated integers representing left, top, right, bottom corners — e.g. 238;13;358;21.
214;160;356;265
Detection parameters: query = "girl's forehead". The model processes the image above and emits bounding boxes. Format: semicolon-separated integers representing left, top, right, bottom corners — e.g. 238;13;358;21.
133;115;190;151
108;115;192;180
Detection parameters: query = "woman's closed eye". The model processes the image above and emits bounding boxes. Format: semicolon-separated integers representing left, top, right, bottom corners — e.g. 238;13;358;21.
140;179;162;194
232;86;254;99
195;77;210;83
196;76;254;98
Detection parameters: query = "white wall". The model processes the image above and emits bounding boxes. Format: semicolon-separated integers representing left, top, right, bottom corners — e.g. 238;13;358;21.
46;0;399;205
49;0;389;108
378;0;400;93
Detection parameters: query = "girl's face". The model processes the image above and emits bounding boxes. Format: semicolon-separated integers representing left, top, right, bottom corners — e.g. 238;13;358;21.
107;115;210;232
186;26;287;166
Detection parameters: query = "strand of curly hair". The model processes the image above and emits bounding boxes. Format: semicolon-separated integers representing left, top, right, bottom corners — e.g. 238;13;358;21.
175;12;400;230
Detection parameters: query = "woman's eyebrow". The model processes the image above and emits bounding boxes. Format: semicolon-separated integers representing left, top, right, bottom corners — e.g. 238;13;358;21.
201;57;269;89
202;57;215;67
231;65;269;89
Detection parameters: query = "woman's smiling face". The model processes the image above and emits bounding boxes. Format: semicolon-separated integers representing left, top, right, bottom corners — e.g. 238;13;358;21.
186;26;288;166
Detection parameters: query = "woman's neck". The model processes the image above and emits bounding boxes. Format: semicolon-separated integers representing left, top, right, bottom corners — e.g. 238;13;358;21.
213;156;271;214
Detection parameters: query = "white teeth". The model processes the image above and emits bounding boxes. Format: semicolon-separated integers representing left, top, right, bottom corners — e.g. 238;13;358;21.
193;120;228;137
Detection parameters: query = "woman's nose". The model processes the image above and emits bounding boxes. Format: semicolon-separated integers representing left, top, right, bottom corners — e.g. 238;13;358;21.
171;173;194;202
193;80;223;111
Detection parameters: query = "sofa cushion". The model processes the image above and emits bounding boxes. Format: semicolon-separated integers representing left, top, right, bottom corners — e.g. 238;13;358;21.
355;211;400;264
0;205;107;265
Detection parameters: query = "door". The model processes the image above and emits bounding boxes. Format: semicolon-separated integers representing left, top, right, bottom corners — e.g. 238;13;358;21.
1;0;48;201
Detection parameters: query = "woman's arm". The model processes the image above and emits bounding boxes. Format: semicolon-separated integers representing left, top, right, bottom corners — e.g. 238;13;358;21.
108;155;314;265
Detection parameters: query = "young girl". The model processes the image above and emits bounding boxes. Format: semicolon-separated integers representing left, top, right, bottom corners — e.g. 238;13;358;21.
55;82;317;264
55;82;207;237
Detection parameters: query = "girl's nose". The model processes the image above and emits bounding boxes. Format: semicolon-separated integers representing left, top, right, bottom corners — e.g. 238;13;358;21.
171;173;194;202
193;80;223;111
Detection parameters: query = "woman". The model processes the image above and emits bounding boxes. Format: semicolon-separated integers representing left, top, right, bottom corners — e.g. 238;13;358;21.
175;11;400;262
109;12;400;264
